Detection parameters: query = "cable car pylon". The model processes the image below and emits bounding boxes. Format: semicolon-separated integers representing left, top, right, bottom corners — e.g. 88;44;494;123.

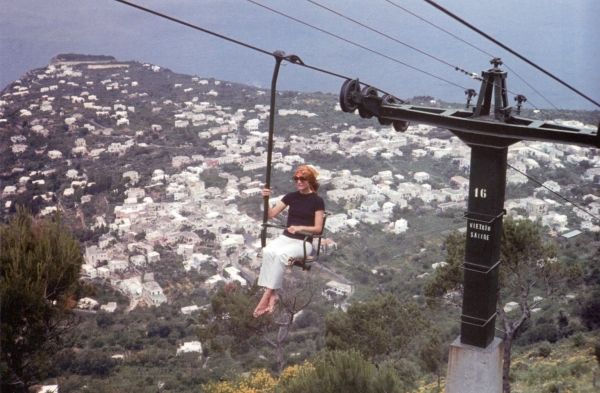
339;58;599;393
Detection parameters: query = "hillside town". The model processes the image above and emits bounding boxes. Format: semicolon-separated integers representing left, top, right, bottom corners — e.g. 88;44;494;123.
1;56;599;313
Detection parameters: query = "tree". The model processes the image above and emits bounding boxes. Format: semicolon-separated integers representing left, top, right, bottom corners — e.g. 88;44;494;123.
420;332;447;392
0;208;83;392
579;288;600;330
423;230;464;302
325;293;429;361
206;283;271;347
425;217;574;393
205;279;317;373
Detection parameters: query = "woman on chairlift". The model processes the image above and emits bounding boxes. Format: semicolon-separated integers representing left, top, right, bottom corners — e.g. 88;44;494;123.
253;164;325;318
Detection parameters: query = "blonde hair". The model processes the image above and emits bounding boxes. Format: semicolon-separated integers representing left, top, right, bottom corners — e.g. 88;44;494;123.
295;164;319;192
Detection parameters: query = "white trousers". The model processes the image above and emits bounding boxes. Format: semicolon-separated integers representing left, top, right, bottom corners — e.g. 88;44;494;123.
257;235;313;290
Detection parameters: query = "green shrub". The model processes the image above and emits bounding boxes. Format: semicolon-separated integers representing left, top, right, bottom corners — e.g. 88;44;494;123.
544;383;561;393
521;322;559;345
569;361;589;378
278;349;411;393
571;333;586;347
537;343;552;358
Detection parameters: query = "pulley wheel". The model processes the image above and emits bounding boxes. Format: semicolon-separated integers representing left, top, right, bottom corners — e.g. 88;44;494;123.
361;86;378;98
393;120;409;132
357;86;378;118
339;79;359;113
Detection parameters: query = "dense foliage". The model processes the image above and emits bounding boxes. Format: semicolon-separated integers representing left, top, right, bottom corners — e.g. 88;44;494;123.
325;294;429;361
0;208;83;392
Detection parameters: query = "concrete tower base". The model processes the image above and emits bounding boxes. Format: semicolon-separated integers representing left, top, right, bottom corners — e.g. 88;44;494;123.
445;336;503;393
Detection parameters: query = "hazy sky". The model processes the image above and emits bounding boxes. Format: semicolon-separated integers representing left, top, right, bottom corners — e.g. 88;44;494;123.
1;0;599;109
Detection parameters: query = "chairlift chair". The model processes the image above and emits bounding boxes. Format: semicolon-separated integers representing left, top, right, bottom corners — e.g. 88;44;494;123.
262;212;328;271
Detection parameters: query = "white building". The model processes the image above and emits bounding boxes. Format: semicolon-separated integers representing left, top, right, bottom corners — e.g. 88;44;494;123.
98;234;115;249
174;119;189;128
322;280;353;299
84;246;108;266
130;254;147;268
432;261;449;270
392;219;408;234
119;277;143;297
525;198;547;217
184;253;211;271
123;170;140;185
244;118;260;131
177;244;194;258
224;266;247;286
47;150;63;159
36;385;59;393
101;302;118;313
80;264;97;279
108;259;128;273
241;187;262;198
147;251;160;263
176;341;202;355
126;188;146;200
143;281;167;306
97;266;110;279
181;305;201;315
450;175;469;190
77;297;99;310
542;212;568;232
205;274;225;288
2;185;17;197
220;234;245;250
413;172;430;183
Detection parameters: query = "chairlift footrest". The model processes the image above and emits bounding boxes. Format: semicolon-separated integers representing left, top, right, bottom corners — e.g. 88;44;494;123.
289;258;313;271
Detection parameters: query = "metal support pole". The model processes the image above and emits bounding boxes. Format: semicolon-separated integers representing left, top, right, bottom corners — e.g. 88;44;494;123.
260;51;304;248
460;143;509;347
261;52;285;248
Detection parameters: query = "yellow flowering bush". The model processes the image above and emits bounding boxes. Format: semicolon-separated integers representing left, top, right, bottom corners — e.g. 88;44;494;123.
278;362;315;385
240;369;277;392
202;369;276;393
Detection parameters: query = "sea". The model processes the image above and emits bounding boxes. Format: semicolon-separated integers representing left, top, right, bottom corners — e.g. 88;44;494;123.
1;0;598;110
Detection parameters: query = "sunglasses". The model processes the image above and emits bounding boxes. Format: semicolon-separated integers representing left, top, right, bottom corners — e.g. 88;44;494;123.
292;176;308;182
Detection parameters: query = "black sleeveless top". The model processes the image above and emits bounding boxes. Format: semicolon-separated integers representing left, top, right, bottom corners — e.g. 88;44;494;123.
281;191;325;241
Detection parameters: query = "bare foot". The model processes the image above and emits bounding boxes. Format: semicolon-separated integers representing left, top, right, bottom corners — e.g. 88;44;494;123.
253;289;273;317
253;306;269;318
266;293;279;314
